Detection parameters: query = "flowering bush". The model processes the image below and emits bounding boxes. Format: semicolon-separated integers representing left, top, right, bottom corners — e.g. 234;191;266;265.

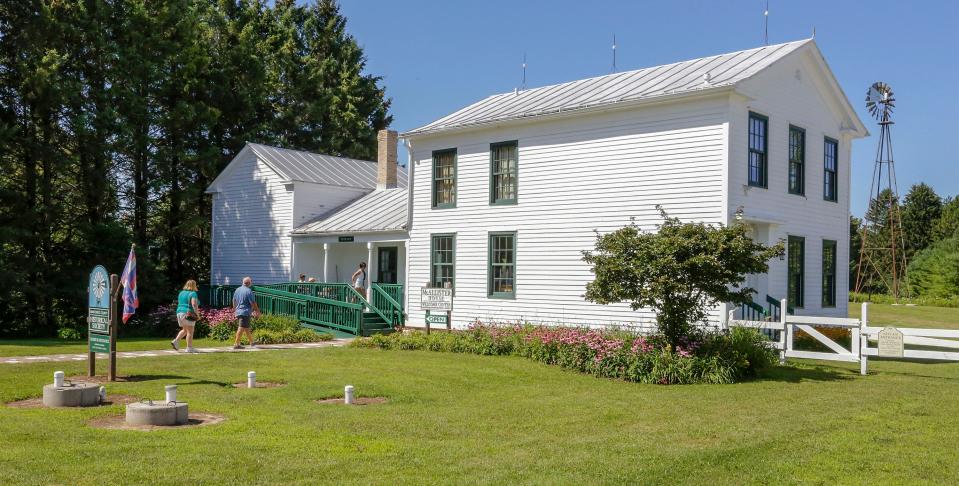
354;322;775;385
205;313;332;343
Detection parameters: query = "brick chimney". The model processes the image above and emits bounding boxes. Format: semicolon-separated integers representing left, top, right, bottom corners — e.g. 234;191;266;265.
377;129;398;190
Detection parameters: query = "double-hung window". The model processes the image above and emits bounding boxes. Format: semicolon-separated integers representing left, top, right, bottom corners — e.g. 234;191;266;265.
788;126;805;195
490;141;518;204
748;113;768;187
488;232;516;298
430;234;455;289
823;137;838;202
787;236;805;308
822;239;837;307
432;149;456;208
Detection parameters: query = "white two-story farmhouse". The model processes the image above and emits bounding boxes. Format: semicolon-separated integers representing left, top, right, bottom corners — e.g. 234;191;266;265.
207;38;867;333
401;39;867;329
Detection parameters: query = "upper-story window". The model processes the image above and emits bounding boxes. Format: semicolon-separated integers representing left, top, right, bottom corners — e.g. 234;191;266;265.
430;233;455;289
823;137;838;202
788;125;805;195
490;141;518;205
748;112;768;188
432;149;456;208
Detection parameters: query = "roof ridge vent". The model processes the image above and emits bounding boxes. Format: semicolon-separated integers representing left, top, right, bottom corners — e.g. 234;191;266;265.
703;72;712;86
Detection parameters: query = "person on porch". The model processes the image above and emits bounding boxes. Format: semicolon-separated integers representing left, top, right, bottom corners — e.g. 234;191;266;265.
351;262;367;301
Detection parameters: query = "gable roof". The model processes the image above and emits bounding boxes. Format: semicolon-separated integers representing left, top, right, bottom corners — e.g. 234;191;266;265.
403;39;864;137
206;143;407;193
291;188;408;235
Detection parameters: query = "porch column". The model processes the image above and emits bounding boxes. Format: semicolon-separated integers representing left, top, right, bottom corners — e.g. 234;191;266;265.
322;243;329;283
366;241;374;300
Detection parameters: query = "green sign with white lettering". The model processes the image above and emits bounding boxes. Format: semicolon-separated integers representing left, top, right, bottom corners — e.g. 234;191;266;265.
338;235;354;242
425;313;448;325
89;333;111;353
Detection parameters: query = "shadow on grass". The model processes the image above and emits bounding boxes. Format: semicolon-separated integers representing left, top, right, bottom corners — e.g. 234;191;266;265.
755;364;850;383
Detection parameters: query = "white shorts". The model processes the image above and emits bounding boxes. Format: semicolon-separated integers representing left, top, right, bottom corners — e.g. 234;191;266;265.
176;313;196;327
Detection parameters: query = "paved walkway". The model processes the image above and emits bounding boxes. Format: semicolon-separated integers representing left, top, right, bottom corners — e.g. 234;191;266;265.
0;339;351;365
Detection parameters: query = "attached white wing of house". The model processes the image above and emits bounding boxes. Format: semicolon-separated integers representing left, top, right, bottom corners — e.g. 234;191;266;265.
206;140;408;285
402;39;867;329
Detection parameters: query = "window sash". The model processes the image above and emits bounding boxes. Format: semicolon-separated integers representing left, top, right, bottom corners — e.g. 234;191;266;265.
788;236;805;308
823;138;838;202
822;239;837;307
490;142;517;204
788;126;805;195
488;232;516;297
432;150;456;208
430;235;455;289
748;113;767;187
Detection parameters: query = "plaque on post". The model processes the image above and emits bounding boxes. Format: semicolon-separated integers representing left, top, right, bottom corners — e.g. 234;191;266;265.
877;326;904;358
87;265;111;375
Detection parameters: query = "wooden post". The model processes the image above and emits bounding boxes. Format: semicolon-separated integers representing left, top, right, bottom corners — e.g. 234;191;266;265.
109;274;119;382
860;302;869;376
780;298;789;363
425;310;431;335
446;310;451;331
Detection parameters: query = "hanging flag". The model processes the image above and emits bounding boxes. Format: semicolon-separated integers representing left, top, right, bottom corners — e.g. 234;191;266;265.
120;245;139;323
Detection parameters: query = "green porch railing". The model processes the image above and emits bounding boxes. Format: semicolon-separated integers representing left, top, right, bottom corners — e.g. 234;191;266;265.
765;295;795;320
373;283;404;310
739;300;767;321
257;282;355;302
252;285;365;335
370;283;405;327
199;284;239;308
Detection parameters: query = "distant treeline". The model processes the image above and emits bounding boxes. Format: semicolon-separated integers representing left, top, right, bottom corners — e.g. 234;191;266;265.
851;183;959;299
0;0;391;337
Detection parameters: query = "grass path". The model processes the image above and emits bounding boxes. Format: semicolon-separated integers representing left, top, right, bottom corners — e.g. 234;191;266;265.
1;346;958;484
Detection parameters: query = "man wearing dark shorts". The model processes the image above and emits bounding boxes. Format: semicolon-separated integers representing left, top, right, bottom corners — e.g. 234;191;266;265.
232;277;260;349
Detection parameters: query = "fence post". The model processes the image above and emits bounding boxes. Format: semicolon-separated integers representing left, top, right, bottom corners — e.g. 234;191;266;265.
860;302;869;376
780;298;789;363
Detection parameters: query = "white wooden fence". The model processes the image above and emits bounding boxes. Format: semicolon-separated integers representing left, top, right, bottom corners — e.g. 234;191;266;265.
726;300;959;375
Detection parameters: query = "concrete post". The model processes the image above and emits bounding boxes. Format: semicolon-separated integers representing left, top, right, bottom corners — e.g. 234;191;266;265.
54;371;64;388
344;385;355;405
247;371;256;388
165;385;177;403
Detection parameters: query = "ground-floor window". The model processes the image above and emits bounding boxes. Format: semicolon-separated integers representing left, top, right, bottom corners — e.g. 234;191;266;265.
488;232;516;298
430;234;455;289
822;239;837;307
788;235;805;308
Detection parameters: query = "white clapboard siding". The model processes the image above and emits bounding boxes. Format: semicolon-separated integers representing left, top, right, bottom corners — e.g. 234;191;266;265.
211;153;294;284
727;48;856;318
407;97;730;328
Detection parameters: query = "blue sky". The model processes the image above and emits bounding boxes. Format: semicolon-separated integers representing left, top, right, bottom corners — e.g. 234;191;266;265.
339;0;959;216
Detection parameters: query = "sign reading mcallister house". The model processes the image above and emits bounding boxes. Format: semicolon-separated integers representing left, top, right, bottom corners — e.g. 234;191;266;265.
420;287;453;311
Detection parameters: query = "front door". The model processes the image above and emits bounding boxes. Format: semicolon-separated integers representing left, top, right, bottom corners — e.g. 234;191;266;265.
377;246;398;284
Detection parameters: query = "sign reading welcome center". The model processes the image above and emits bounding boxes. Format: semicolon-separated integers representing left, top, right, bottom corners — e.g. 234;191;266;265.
421;287;453;311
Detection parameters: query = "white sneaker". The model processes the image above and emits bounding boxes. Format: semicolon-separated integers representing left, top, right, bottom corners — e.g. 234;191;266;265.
185;347;198;353
171;341;179;351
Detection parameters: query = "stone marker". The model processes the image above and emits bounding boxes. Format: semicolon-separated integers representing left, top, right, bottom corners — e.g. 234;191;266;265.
42;381;101;407
344;385;355;405
126;400;189;426
247;371;256;388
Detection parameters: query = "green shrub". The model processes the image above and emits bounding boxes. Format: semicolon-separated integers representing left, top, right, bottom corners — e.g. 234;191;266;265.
849;291;959;308
57;327;85;340
908;237;959;299
207;314;328;343
354;323;776;385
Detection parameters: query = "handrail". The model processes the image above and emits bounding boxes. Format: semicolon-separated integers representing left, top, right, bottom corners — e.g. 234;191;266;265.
766;294;795;317
343;285;395;331
740;300;767;321
374;283;404;310
252;285;364;334
371;283;404;327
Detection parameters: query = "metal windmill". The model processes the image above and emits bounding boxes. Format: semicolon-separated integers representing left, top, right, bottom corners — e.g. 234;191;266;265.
854;82;909;300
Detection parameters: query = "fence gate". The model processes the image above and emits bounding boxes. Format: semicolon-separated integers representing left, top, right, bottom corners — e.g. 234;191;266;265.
727;300;959;375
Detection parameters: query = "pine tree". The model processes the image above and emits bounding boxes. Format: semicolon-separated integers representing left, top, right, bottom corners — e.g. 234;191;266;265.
901;183;943;257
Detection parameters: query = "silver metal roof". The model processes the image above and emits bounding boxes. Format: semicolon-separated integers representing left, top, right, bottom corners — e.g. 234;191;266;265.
404;39;811;136
247;143;407;189
292;188;408;235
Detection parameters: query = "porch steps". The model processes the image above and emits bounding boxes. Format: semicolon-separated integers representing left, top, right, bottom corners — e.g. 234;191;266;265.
360;312;394;337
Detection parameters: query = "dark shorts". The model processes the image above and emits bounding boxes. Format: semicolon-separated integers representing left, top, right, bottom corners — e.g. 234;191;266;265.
237;315;252;329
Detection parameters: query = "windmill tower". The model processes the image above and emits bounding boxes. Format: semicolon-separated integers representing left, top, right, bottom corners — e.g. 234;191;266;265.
854;82;908;300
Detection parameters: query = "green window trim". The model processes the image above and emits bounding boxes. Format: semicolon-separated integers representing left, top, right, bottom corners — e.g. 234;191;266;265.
748;112;768;188
787;235;805;308
822;239;837;308
823;137;838;202
489;140;518;205
431;149;457;209
429;233;456;291
788;125;806;196
487;231;517;299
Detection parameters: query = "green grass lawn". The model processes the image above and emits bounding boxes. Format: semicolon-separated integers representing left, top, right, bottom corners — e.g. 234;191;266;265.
0;337;222;357
1;346;958;484
849;302;959;329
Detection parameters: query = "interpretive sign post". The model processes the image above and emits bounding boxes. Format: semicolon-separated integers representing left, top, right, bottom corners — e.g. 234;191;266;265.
421;287;453;335
878;326;905;358
87;265;111;377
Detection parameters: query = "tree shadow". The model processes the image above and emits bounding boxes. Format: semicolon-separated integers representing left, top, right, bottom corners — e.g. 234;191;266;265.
753;364;850;383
